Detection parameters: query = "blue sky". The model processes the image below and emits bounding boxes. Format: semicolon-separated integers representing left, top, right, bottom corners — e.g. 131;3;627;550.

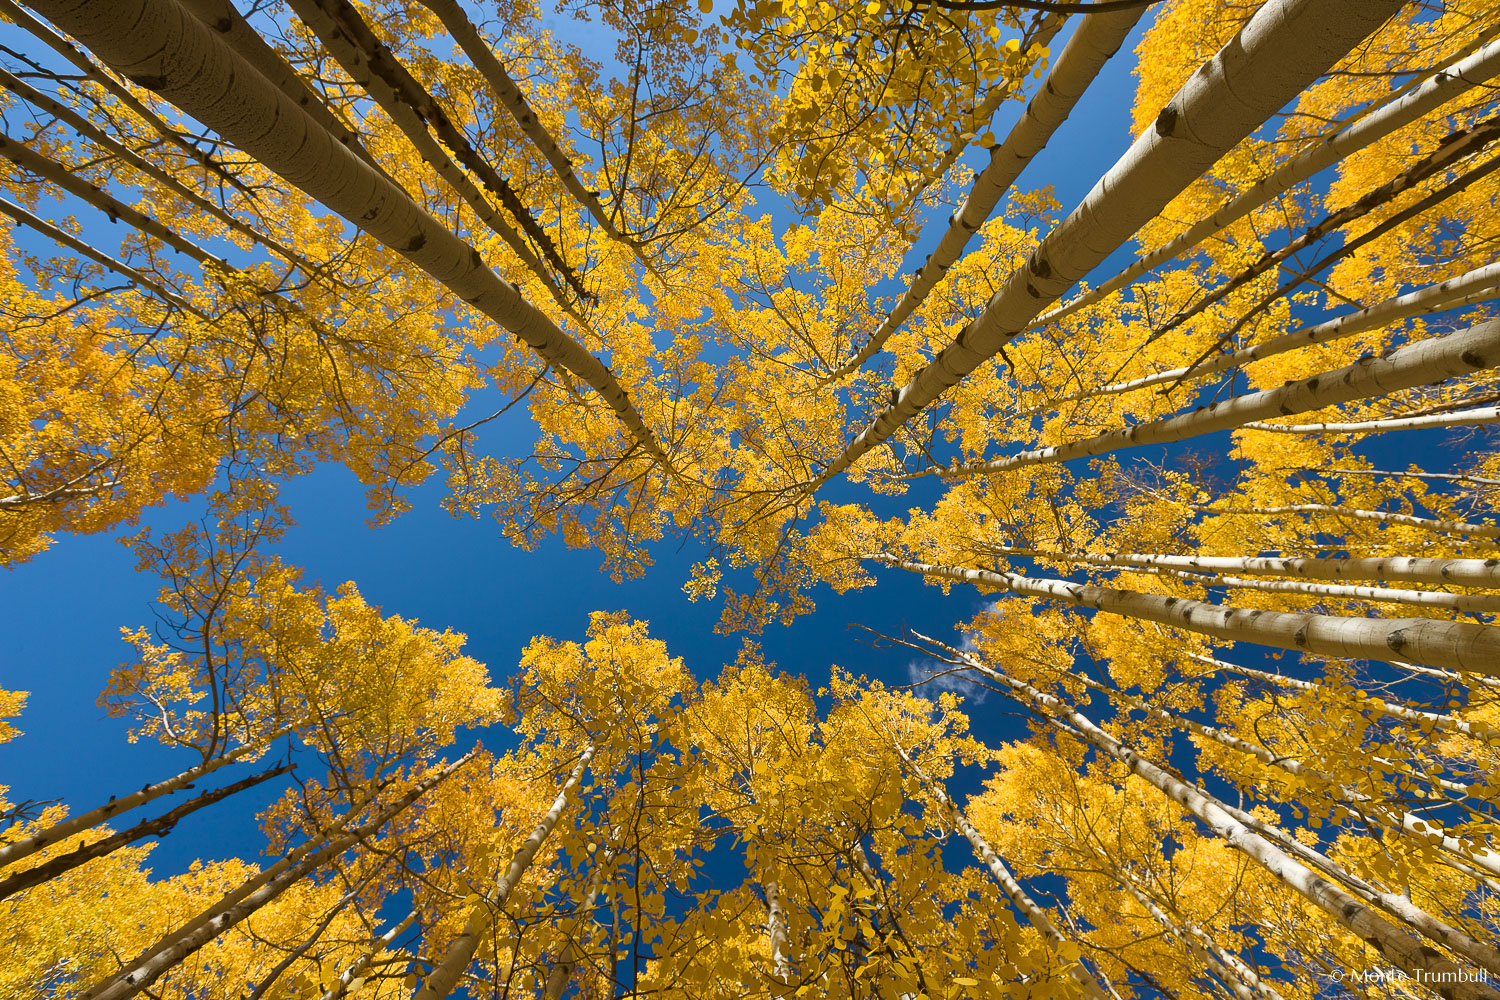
0;14;1153;875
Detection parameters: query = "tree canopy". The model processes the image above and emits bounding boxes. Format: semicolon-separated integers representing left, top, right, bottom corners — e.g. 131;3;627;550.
3;0;1500;996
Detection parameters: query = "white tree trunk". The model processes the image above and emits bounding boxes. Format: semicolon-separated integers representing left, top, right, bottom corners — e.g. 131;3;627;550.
319;910;418;1000
873;556;1500;675
985;545;1500;589
890;738;1110;999
29;0;678;471
821;8;1143;381
0;729;289;870
1246;406;1500;436
0;63;318;273
812;0;1403;486
919;317;1500;478
945;650;1500;999
1027;260;1500;413
414;743;594;1000
413;0;657;274
89;754;474;1000
1188;503;1500;539
1194;574;1500;615
1032;38;1500;329
765;880;791;990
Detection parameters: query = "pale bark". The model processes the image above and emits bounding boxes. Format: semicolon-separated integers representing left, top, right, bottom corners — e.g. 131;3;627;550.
29;0;678;471
280;0;583;313
319;910;418;1000
1032;37;1500;329
1189;503;1500;539
414;743;594;1000
811;0;1403;486
821;8;1141;381
175;0;383;172
413;0;658;275
890;739;1110;999
911;316;1500;479
88;754;474;1000
1246;405;1500;436
939;646;1500;999
0;729;288;870
1028;261;1500;412
765;880;791;989
983;545;1500;588
872;555;1500;675
0;762;291;902
0;194;206;319
542;845;613;1000
1114;879;1276;1000
1191;574;1500;615
1126;682;1500;893
0;0;255;199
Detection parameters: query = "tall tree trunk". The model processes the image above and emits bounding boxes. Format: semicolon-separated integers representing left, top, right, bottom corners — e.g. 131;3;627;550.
872;556;1500;675
890;738;1110;999
319;909;418;1000
0;762;291;902
810;0;1403;487
821;7;1142;381
414;743;595;1000
1246;406;1500;436
413;0;660;276
1185;503;1500;539
1033;38;1500;328
0;728;290;870
983;546;1500;589
87;754;474;1000
939;647;1500;999
1028;261;1500;412
28;0;679;472
765;880;791;993
913;317;1500;479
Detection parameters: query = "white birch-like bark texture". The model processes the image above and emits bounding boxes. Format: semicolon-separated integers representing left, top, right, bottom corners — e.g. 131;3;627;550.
820;8;1142;382
913;316;1500;479
985;545;1500;588
1032;37;1500;329
280;0;589;321
175;0;384;171
414;743;595;1000
890;738;1110;1000
319;910;418;1000
872;556;1500;675
0;0;255;198
1188;503;1500;539
88;754;474;1000
0;729;289;870
0;762;292;903
1114;878;1277;1000
542;846;613;1000
413;0;657;274
27;0;679;472
945;651;1500;1000
1030;260;1500;412
1188;574;1500;615
809;0;1403;487
765;880;791;991
1246;405;1500;435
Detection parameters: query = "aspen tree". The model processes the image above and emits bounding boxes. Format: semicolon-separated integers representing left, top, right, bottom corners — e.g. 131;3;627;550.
919;637;1500;1000
26;0;680;471
811;0;1403;486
